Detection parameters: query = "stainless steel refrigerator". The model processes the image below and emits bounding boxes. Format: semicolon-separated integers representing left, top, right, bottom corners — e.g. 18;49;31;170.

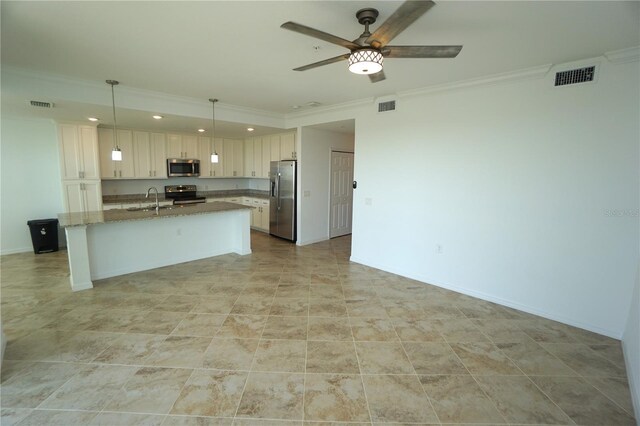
269;160;296;241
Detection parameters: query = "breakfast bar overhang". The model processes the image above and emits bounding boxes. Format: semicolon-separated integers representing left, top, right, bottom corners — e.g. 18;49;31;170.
58;202;252;291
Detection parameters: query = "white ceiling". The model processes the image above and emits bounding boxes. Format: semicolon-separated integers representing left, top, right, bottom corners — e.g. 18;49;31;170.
2;1;638;128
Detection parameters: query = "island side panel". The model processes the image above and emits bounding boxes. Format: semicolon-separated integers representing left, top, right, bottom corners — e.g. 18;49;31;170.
65;225;94;291
86;210;251;281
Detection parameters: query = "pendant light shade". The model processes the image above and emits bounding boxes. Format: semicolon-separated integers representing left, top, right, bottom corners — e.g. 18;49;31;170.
106;80;122;162
348;49;383;75
209;98;219;164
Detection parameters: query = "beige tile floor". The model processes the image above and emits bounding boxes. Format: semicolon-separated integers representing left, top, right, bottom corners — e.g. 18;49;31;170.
1;231;636;425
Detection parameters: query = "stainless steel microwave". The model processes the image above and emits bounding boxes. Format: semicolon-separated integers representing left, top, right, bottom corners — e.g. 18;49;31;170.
167;158;200;177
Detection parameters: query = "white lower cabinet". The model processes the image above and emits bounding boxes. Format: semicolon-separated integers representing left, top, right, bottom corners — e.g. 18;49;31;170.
244;197;269;232
63;181;102;213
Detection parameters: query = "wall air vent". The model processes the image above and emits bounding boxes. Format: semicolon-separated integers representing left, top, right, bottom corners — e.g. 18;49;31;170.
29;100;54;108
554;66;595;87
378;100;396;112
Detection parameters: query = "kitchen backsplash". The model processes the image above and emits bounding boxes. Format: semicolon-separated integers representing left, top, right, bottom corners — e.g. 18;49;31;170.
101;177;261;196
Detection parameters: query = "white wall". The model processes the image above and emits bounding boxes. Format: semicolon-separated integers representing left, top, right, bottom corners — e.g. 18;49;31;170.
1;117;64;254
298;126;354;245
623;261;640;417
348;57;639;338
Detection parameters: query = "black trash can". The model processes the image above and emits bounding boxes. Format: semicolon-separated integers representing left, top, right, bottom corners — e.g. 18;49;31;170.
27;218;59;254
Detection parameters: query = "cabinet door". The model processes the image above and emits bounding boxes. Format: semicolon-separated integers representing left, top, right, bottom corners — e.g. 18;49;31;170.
212;138;224;177
167;134;182;158
269;135;281;162
117;130;135;178
63;182;83;213
261;137;271;178
232;140;244;177
280;132;296;160
134;131;152;178
244;138;254;177
260;200;270;231
251;199;260;227
83;181;103;211
253;138;263;177
78;126;100;179
150;133;167;178
199;136;213;177
182;135;199;158
98;128;117;179
59;124;81;179
223;139;235;177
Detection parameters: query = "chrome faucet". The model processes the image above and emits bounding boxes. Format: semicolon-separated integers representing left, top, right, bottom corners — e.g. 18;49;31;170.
146;187;159;215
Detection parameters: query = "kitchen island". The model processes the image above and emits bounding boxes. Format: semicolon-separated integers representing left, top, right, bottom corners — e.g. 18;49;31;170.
58;202;252;291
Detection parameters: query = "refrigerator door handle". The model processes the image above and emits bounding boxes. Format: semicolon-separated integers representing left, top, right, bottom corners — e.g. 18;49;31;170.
277;173;282;210
271;180;276;197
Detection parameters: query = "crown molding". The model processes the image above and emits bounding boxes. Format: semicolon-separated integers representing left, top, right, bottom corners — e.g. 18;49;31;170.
2;67;285;124
285;97;372;120
398;64;553;100
605;46;640;64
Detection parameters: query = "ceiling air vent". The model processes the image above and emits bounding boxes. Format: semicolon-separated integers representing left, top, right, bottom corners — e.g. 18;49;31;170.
378;100;396;112
29;100;54;108
554;66;595;87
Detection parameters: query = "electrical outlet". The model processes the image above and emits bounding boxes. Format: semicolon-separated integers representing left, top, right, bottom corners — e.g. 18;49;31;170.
365;198;372;206
177;228;182;236
436;244;443;254
304;190;311;197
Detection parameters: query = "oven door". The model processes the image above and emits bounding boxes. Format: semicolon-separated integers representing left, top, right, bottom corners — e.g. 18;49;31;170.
167;159;200;177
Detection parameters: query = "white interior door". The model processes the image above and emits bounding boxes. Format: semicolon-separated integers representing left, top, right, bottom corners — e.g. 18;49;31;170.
330;151;354;238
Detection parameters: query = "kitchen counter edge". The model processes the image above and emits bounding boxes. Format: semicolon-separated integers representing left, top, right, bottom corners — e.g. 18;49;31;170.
58;201;252;228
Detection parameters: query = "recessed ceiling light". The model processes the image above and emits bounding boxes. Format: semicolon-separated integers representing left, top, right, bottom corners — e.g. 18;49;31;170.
88;117;99;122
247;127;255;132
152;115;163;120
291;105;300;110
198;128;206;133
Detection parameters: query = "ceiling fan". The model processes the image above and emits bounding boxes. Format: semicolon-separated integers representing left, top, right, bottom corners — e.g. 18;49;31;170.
281;0;462;83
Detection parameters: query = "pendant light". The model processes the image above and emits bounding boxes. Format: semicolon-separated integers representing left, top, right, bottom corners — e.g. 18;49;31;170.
209;98;219;163
106;80;122;161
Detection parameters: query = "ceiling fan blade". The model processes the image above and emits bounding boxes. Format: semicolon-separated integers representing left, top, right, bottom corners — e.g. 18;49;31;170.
383;45;462;58
368;70;386;83
293;54;350;71
366;0;435;48
281;22;360;50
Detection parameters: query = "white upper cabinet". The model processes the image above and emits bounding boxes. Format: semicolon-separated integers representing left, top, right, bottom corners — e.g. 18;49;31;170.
150;133;167;178
244;137;263;177
199;137;225;178
260;137;271;178
59;123;100;180
223;139;244;177
133;131;151;178
269;135;281;162
134;131;167;178
280;132;296;160
98;128;135;179
167;134;198;159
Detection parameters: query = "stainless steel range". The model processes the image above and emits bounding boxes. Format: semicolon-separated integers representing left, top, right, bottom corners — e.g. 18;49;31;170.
164;185;206;205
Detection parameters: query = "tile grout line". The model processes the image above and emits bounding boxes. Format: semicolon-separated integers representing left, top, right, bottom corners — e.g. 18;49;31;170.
231;268;279;422
344;279;375;426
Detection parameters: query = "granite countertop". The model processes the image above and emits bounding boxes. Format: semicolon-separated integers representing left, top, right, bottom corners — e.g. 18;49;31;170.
103;190;269;205
59;201;252;228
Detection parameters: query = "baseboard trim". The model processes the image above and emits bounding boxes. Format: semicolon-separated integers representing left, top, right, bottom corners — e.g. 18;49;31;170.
349;255;621;339
297;237;328;246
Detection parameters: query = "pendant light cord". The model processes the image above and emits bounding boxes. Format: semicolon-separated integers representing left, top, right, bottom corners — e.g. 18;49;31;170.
210;98;218;140
107;80;120;149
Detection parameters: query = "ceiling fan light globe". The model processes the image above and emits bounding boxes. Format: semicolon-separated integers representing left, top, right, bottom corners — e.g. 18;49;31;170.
348;49;383;75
